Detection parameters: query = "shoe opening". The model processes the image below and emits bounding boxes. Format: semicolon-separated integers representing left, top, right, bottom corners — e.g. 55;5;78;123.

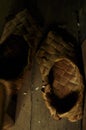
48;64;79;114
0;34;29;80
46;91;79;114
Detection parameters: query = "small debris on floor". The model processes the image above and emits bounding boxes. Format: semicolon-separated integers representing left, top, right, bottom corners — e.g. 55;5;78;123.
23;92;28;96
38;121;41;124
35;87;39;91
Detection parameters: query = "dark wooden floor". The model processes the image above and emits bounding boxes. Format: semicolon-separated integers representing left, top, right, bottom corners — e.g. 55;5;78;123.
10;60;82;130
0;0;86;130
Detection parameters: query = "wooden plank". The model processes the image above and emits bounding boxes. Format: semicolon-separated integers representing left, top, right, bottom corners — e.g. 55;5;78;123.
79;1;86;42
82;42;86;130
10;68;32;130
30;59;81;130
79;3;86;129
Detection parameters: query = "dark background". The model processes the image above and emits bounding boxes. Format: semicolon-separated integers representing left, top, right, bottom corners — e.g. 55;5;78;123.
0;0;86;41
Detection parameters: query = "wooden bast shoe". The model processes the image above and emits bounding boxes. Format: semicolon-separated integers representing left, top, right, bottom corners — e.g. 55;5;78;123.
36;29;84;122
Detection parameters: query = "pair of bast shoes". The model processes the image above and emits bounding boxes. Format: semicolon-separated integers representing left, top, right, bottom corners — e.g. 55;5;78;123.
0;26;84;130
